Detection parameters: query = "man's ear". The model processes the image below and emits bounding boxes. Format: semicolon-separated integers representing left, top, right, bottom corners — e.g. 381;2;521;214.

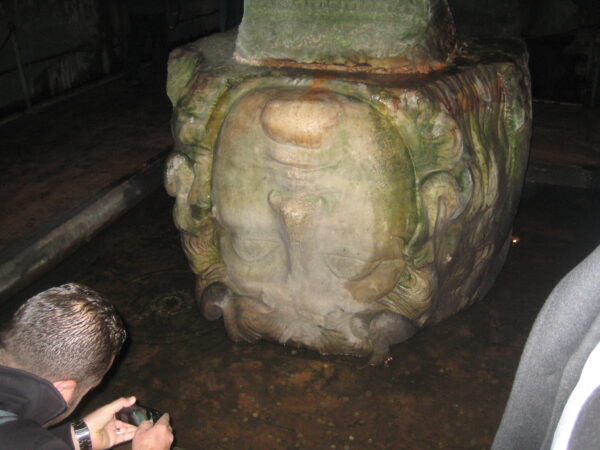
52;379;78;404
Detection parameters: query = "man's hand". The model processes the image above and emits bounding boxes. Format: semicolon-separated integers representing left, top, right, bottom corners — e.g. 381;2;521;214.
78;396;139;449
132;413;174;450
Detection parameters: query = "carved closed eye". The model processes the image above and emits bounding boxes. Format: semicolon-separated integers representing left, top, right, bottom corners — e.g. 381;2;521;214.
325;254;371;280
232;238;280;263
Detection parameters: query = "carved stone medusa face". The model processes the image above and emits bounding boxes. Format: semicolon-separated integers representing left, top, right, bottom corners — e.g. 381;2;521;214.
165;34;531;363
207;88;418;358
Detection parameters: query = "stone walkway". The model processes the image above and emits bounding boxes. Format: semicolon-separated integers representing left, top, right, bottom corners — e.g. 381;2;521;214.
0;77;173;252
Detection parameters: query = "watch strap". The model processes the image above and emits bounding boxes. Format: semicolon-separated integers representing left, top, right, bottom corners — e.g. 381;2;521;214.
72;419;92;450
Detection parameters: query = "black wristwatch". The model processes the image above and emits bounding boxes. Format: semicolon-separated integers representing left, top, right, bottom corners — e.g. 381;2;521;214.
72;419;92;450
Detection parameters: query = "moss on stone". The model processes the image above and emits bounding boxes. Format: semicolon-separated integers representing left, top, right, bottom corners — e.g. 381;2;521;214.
235;0;456;72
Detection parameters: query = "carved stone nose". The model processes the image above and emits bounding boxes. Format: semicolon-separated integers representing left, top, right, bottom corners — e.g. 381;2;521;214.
268;190;325;241
260;91;342;166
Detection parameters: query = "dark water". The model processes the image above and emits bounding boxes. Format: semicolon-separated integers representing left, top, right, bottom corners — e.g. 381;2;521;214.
2;183;598;449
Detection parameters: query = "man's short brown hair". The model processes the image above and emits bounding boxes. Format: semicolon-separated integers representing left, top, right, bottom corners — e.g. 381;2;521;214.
0;283;126;386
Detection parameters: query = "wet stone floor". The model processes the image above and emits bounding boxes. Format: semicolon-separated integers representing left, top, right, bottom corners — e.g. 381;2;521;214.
1;183;599;449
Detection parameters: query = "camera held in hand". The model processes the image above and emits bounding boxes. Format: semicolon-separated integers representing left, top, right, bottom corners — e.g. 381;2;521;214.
117;404;162;426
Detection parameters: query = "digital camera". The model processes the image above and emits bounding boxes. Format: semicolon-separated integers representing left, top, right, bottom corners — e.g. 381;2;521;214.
117;404;162;426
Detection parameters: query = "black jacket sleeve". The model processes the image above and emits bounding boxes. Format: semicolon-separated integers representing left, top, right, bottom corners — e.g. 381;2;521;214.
49;422;76;449
0;419;74;449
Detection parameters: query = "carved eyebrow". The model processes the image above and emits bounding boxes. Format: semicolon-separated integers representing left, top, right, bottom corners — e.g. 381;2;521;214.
324;253;372;280
324;249;405;282
231;238;281;263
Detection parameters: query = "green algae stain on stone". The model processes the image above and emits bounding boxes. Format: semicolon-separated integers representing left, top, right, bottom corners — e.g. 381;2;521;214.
235;0;456;72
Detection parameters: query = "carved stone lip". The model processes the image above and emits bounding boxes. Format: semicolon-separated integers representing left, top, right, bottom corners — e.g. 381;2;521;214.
268;154;341;175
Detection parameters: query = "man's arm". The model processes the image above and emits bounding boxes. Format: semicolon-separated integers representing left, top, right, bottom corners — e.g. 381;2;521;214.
2;419;73;449
67;397;173;450
71;397;137;449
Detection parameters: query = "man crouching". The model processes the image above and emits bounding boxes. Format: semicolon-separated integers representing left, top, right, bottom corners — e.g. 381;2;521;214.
0;283;174;449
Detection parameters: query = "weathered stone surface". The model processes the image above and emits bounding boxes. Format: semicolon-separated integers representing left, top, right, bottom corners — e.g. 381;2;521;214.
165;31;531;364
235;0;456;73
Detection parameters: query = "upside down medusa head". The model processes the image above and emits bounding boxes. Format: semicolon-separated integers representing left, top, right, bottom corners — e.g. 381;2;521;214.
165;0;531;364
